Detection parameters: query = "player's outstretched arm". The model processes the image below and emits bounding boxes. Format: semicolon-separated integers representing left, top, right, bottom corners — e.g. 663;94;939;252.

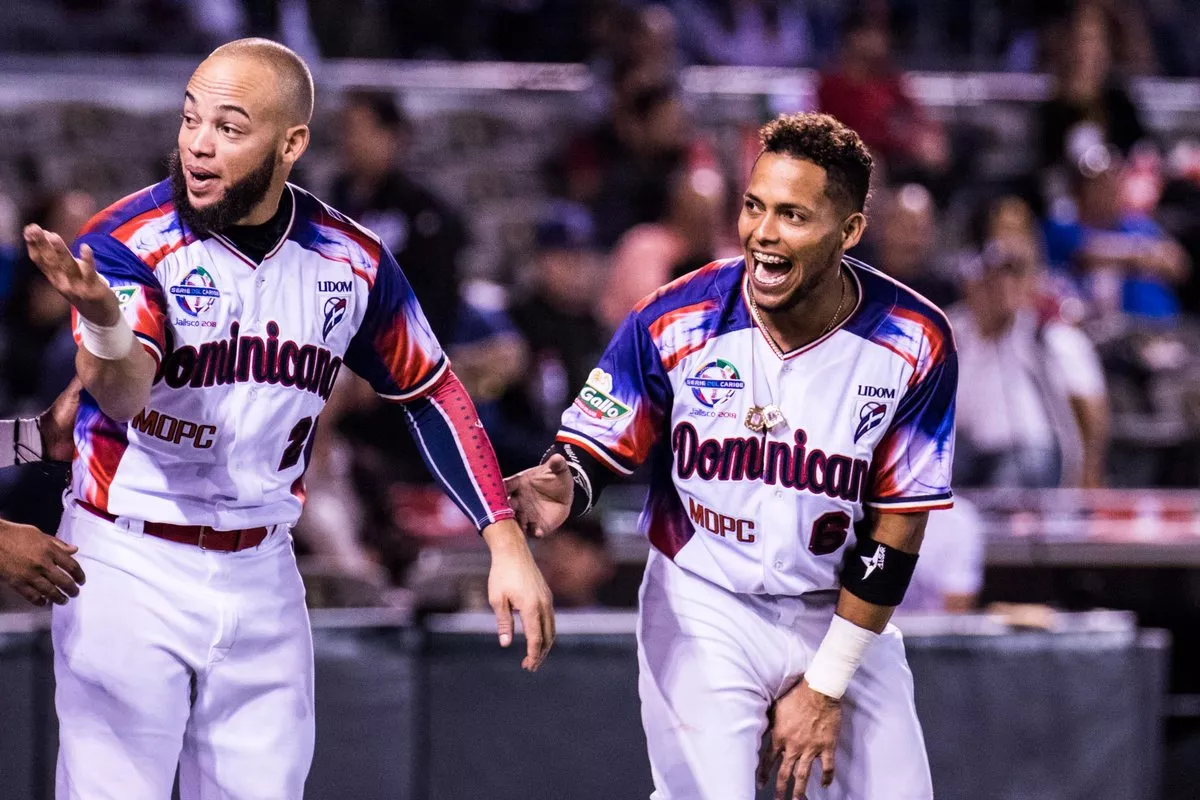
758;511;927;800
24;226;154;423
482;519;556;672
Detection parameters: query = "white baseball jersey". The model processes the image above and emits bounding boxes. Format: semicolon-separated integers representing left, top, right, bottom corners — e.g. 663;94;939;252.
558;256;957;596
69;180;508;531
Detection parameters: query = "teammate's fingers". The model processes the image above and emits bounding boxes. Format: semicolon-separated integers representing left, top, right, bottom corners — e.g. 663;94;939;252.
30;575;67;606
11;582;42;606
45;566;80;598
492;595;514;648
51;544;84;578
545;453;569;475
49;538;79;555
819;746;836;788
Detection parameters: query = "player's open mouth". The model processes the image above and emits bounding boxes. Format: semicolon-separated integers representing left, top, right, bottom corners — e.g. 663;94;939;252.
750;250;792;288
186;167;219;190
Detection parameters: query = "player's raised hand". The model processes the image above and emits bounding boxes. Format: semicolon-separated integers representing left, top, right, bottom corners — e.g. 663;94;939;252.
757;678;842;800
40;378;83;462
23;225;120;325
482;520;556;671
0;520;86;607
503;454;573;538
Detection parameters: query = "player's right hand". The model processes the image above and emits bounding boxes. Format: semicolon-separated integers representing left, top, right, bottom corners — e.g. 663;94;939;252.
757;678;843;800
503;454;573;538
0;520;85;607
23;225;121;326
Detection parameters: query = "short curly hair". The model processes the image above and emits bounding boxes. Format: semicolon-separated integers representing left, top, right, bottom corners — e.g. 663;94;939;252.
758;112;874;213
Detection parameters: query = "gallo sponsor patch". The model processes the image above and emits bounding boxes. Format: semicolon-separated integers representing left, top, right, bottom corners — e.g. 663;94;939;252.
112;285;140;310
573;368;631;421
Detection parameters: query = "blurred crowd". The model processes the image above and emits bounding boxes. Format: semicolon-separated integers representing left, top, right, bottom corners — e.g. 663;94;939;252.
4;0;1200;76
3;0;1200;613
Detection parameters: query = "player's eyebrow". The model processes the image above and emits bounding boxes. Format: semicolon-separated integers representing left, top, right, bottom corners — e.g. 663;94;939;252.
744;192;814;215
183;91;252;122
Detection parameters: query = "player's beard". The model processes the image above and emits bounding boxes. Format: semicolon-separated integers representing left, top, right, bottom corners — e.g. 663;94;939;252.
168;149;278;237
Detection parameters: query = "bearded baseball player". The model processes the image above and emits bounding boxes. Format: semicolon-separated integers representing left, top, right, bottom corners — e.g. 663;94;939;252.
506;112;956;800
23;38;554;799
0;380;86;606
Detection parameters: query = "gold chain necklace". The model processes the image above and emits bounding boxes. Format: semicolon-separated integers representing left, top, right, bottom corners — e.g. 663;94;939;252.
743;267;849;433
747;267;848;359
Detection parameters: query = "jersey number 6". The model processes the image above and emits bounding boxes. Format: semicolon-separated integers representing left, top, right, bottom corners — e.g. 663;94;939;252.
278;416;315;471
809;511;851;556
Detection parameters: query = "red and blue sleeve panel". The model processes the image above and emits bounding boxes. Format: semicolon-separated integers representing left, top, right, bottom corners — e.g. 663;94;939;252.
557;312;674;476
401;369;514;530
344;247;448;401
73;389;131;513
71;233;169;367
867;349;957;513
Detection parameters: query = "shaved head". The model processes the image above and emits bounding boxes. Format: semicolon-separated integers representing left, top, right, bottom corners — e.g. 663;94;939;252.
206;38;314;126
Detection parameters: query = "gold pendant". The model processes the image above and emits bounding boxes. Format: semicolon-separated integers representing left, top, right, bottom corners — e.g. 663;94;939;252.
744;406;766;433
762;404;787;431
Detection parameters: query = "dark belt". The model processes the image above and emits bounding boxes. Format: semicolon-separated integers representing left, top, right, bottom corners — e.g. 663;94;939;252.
77;501;270;552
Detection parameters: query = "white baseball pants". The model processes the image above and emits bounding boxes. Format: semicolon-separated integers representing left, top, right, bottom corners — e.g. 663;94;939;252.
52;501;315;800
637;549;933;799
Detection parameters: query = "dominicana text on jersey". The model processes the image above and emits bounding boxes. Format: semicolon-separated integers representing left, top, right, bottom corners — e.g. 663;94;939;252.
557;256;957;597
68;180;449;531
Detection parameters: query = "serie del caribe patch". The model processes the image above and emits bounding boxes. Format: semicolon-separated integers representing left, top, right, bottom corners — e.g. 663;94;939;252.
574;368;632;421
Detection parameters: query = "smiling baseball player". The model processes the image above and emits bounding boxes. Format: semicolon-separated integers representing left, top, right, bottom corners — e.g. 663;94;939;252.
24;38;553;800
506;113;956;799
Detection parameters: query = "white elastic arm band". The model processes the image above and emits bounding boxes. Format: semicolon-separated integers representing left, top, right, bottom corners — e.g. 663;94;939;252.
0;418;44;467
78;314;135;360
804;614;879;700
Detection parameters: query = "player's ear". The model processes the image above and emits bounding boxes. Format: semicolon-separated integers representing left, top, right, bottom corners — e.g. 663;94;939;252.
280;124;310;167
840;211;867;252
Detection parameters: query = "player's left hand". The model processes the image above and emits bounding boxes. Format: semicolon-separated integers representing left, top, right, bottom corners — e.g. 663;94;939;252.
757;678;842;800
482;520;556;671
39;378;82;462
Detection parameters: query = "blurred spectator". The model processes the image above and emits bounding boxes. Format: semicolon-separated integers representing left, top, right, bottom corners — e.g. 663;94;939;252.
0;190;95;414
1156;139;1200;314
535;517;616;610
600;165;734;330
1037;2;1149;170
503;203;608;466
1044;146;1189;319
558;71;704;248
673;0;814;67
816;14;948;182
898;497;984;614
330;89;465;343
864;182;959;310
951;236;1110;488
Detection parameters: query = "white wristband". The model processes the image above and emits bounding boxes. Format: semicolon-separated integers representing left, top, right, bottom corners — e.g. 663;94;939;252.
804;614;879;700
79;313;135;360
0;418;44;466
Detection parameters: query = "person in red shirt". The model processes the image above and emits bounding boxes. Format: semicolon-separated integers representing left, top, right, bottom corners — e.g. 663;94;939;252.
816;16;947;179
